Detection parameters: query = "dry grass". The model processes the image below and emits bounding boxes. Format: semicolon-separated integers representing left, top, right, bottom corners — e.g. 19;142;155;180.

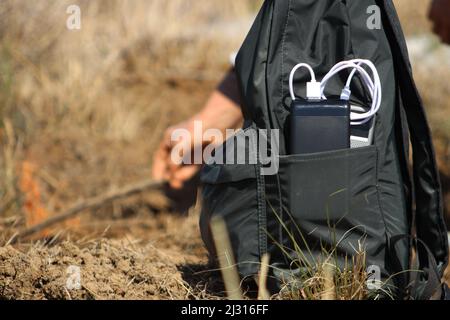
0;0;258;141
276;252;372;301
395;0;450;139
0;238;199;300
264;203;381;301
0;2;261;300
0;0;261;217
394;0;433;35
395;0;450;226
1;0;447;215
0;0;448;300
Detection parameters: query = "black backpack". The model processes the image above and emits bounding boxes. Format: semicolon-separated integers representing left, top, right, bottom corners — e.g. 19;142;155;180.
200;0;449;299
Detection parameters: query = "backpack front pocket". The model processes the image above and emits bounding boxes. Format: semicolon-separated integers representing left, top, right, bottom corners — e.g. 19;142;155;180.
199;123;267;278
276;146;388;273
200;162;261;277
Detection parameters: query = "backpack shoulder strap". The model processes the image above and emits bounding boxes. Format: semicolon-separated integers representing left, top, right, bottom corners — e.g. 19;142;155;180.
381;0;449;273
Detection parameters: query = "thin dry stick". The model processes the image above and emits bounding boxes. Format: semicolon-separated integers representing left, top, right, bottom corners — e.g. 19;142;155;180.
210;216;243;300
9;179;165;244
258;254;271;300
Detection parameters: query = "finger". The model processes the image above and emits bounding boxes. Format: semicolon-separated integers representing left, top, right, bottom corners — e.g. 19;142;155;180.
174;165;200;182
169;178;184;190
152;125;181;180
168;128;202;173
152;140;171;181
152;154;169;181
169;165;200;190
167;138;191;175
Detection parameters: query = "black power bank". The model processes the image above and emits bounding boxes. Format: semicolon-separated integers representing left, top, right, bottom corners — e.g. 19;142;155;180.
290;99;350;154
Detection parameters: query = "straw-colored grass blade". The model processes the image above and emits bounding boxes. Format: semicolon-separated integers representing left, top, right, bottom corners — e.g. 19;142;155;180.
321;263;336;300
210;216;243;300
258;254;271;300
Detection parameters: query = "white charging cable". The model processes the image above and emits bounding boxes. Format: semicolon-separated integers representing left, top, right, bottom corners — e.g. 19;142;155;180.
320;59;382;125
289;63;321;101
289;59;382;126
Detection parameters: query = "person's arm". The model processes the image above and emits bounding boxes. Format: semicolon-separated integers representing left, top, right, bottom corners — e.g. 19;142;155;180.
152;70;244;189
429;0;450;44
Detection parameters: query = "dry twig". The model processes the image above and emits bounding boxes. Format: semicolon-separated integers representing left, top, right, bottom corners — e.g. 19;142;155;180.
9;179;164;244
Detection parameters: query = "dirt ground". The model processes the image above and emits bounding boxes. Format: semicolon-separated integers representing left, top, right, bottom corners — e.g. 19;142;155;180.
0;213;228;300
1;51;449;301
0;74;223;300
0;73;227;300
0;0;449;301
1;212;449;300
1;49;449;300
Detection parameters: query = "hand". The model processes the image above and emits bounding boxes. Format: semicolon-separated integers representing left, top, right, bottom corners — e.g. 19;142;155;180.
429;0;450;44
152;71;244;190
152;119;205;190
152;102;243;192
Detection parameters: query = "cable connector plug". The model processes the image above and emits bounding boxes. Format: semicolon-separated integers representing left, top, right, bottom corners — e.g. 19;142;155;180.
340;86;352;101
306;81;322;100
289;63;321;102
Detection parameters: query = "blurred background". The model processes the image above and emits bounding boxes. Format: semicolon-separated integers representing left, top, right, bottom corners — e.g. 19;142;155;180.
0;0;261;234
0;0;449;299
